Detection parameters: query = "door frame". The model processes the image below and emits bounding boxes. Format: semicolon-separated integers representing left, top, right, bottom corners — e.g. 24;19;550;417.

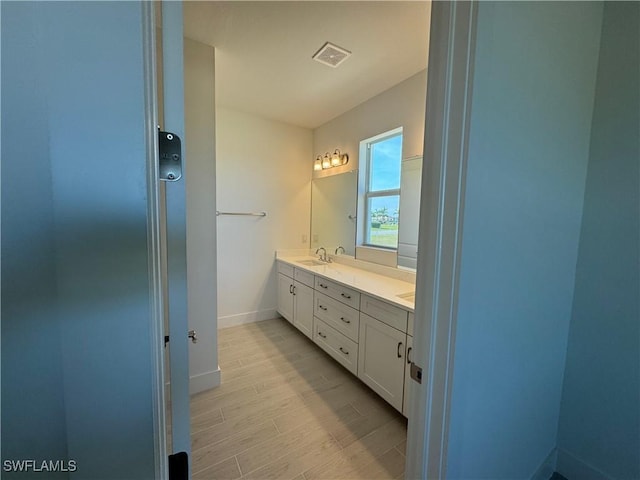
141;1;168;478
142;0;193;477
405;2;478;478
142;0;480;478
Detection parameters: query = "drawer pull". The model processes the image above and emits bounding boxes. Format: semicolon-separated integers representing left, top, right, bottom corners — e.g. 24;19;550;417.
397;341;403;358
407;346;412;364
319;283;328;289
339;347;349;355
341;293;351;299
318;305;328;311
340;316;351;324
318;331;327;339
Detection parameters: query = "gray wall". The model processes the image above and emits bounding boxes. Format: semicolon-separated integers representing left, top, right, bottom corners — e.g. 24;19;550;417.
557;3;640;479
1;3;69;476
446;2;603;477
2;2;157;478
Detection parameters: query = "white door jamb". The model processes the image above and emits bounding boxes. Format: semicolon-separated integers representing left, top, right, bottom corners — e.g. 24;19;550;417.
405;2;478;479
141;1;168;478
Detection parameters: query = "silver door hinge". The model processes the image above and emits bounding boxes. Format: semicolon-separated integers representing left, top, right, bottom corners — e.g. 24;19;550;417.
158;129;182;181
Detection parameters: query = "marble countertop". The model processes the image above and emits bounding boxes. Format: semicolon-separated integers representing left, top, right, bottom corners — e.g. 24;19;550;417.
277;254;415;312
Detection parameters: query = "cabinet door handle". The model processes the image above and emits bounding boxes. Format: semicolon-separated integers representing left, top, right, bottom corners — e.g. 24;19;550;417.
289;284;293;294
407;346;412;364
340;293;351;299
319;283;328;289
339;347;349;355
397;341;403;358
292;285;296;296
318;331;327;339
340;317;351;324
318;305;327;311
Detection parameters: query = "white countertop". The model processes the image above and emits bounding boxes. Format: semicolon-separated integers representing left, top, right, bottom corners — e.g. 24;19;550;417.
277;254;415;312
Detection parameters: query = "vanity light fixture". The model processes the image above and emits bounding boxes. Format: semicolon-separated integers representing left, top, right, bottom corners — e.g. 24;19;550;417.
314;149;349;172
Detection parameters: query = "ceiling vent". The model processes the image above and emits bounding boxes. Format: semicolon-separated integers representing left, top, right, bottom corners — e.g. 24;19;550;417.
312;42;351;68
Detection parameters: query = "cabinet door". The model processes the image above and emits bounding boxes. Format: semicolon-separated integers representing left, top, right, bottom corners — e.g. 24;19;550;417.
293;281;314;340
277;273;294;323
403;335;414;417
358;313;407;412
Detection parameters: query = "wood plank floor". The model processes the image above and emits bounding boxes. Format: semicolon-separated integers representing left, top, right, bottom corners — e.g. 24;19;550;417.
190;317;407;480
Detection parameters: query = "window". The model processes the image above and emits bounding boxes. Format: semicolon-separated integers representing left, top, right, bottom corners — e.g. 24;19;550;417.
363;131;403;249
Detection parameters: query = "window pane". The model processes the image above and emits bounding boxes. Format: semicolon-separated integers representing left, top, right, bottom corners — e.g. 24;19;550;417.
369;135;402;191
367;195;399;248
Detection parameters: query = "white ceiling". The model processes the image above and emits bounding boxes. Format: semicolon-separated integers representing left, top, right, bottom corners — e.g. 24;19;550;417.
183;1;431;129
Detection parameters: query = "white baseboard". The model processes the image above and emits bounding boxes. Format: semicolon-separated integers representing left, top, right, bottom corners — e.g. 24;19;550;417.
530;448;558;480
556;448;612;480
218;308;279;329
189;367;220;395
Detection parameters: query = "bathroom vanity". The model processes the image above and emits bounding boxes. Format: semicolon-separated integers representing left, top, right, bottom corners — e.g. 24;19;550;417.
276;254;417;416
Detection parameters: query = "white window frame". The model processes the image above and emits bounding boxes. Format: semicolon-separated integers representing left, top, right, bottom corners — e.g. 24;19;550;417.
361;127;403;250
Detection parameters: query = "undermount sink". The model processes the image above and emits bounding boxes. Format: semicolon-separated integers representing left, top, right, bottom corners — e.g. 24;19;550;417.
396;291;415;303
297;259;326;267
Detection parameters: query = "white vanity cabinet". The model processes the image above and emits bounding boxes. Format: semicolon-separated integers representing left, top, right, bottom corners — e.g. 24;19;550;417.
276;259;416;414
276;263;314;340
358;311;408;412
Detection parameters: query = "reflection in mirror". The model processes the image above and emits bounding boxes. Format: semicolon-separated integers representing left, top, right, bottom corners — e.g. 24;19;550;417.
397;156;423;269
311;171;357;256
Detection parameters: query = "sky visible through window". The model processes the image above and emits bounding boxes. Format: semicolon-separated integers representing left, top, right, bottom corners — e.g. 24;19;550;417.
370;134;402;209
366;133;402;248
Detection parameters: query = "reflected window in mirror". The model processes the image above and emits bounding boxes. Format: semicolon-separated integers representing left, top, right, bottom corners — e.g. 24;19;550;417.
362;128;403;249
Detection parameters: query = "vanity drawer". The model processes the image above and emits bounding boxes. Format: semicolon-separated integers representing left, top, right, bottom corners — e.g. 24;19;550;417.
294;268;315;288
277;261;294;278
314;292;359;342
360;294;408;332
314;318;358;376
408;312;415;337
314;277;360;309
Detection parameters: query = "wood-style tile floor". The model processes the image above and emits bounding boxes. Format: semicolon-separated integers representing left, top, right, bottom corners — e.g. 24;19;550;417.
190;317;407;480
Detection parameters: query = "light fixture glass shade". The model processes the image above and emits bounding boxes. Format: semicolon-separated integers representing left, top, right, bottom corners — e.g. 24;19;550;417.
322;153;331;169
313;156;323;171
331;150;341;166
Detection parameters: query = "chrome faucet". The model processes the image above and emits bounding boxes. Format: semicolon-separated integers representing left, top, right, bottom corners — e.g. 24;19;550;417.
315;247;330;263
335;246;345;255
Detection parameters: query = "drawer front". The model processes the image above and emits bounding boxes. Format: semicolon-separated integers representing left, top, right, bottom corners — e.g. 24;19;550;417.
314;276;360;309
408;312;415;337
360;294;408;332
314;292;359;342
313;318;358;375
294;268;314;288
277;261;294;278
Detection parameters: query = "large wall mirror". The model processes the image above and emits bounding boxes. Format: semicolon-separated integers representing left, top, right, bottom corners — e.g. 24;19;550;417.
311;156;422;269
311;171;358;256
